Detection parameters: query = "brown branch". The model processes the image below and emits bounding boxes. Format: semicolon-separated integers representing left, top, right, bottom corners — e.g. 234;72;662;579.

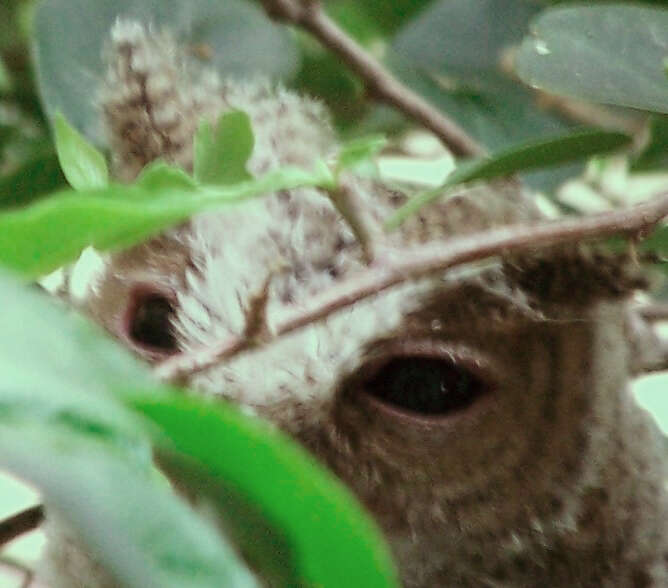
259;0;485;158
156;193;668;381
0;505;44;548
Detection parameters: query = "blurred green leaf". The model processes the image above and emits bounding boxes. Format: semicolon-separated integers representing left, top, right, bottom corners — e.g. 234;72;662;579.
353;0;434;34
0;56;12;92
194;111;253;185
0;272;257;588
33;0;299;144
0;162;334;277
640;224;668;258
324;0;383;42
133;395;400;588
388;0;574;157
54;112;108;190
292;36;365;128
386;128;631;228
516;4;668;113
336;134;387;175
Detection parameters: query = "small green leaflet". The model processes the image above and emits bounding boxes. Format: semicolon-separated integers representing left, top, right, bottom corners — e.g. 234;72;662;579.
385;129;631;229
194;111;254;185
53;112;109;190
336;134;387;176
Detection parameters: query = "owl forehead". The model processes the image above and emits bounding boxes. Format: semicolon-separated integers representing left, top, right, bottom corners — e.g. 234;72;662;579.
158;186;544;417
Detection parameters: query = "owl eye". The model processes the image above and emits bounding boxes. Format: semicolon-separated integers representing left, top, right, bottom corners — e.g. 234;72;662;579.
354;343;493;420
123;285;178;356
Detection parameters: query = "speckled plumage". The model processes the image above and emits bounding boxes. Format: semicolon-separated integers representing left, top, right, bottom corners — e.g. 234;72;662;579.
41;20;668;588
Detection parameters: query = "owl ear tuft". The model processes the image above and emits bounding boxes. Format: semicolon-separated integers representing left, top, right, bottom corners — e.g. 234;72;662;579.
99;19;224;182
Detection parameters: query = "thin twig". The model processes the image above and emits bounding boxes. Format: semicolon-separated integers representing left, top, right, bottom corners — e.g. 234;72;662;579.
637;303;668;323
259;0;485;158
0;505;44;548
156;193;668;381
0;555;36;588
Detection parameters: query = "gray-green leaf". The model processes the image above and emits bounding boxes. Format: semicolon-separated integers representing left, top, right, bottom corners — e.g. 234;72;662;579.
516;4;668;114
33;0;299;145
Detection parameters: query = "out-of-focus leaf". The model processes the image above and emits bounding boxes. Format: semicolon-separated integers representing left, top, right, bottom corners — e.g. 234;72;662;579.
54;112;108;190
133;395;400;588
633;116;668;172
516;4;668;114
388;0;574;156
292;37;365;128
324;0;383;42
0;430;258;588
640;224;668;258
0;56;12;92
0;272;257;588
386;128;631;228
156;451;301;587
0;162;334;278
33;0;299;144
194;111;253;185
354;0;434;34
0;151;67;208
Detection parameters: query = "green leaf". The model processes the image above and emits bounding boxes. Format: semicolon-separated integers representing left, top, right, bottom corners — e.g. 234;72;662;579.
336;134;387;175
0;272;257;588
135;160;200;192
354;0;433;34
0;55;11;92
194;111;254;185
0;163;334;278
639;224;668;258
0;430;258;588
516;5;668;114
53;112;108;190
133;395;400;588
33;0;299;145
632;116;668;172
386;128;631;229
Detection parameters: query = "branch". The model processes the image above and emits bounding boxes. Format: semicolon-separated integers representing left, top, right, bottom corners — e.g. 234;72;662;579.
637;303;668;323
259;0;485;158
0;505;44;548
0;555;36;588
156;193;668;381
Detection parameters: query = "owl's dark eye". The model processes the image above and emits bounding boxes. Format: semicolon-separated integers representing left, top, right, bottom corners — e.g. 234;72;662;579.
124;286;178;356
363;357;485;416
354;342;493;420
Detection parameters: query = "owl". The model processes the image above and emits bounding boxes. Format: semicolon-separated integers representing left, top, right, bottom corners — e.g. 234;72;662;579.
40;20;667;588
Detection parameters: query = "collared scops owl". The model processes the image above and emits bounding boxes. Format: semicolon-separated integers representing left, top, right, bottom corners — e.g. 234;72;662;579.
40;20;668;588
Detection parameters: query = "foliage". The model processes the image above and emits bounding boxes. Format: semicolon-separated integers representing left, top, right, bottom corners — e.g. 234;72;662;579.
0;0;666;586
